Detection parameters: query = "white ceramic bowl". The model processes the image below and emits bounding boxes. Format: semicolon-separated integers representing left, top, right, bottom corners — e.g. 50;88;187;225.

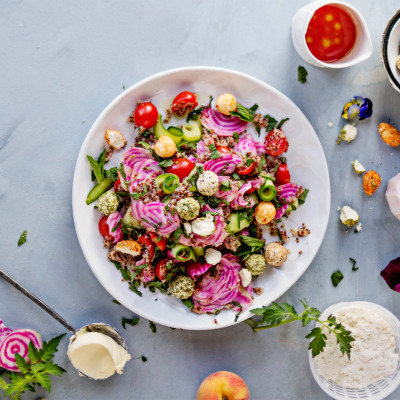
309;301;400;400
382;9;400;94
72;66;330;330
292;0;373;68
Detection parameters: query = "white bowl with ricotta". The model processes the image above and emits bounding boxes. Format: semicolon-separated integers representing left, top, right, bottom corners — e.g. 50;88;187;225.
309;301;400;400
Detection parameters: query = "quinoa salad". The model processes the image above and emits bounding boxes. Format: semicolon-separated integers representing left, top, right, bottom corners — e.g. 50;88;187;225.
85;91;309;317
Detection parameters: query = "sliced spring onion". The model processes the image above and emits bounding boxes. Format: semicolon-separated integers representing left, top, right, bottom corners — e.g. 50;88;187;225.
155;173;180;194
257;179;277;201
171;244;197;262
182;124;202;142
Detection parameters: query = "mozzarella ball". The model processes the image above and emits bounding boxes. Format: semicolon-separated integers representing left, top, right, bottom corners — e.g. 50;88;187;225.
265;242;288;267
254;201;276;224
154;136;177;158
196;171;219;196
216;93;237;115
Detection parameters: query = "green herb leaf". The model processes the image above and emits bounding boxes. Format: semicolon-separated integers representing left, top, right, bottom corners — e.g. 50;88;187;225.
173;228;183;241
245;299;355;359
265;114;278;132
87;154;104;183
129;284;143;297
122;317;140;329
104;166;119;181
298;189;309;205
219;180;232;192
17;231;27;247
277;118;290;129
149;321;157;333
113;299;121;305
159;158;174;167
350;258;358;271
14;354;29;375
131;184;147;200
331;270;344;287
186;106;205;122
246;158;255;167
181;299;194;309
298;65;308;84
233;132;239;143
40;334;66;362
141;356;147;362
239;235;264;248
230;103;258;122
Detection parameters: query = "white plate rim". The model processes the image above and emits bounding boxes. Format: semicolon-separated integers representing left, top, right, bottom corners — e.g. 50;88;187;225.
72;66;331;330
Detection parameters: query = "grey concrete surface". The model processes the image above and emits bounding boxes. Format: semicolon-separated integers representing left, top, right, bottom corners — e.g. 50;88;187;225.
1;0;400;399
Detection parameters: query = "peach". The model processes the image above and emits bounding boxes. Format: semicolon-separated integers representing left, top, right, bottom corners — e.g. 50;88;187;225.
196;371;250;400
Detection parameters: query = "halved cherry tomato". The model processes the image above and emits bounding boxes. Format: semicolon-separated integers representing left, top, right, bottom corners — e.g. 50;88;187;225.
265;129;289;156
171;91;198;115
113;178;121;192
138;234;155;261
236;161;256;176
98;215;112;240
275;164;291;186
244;179;258;194
215;145;231;155
149;232;167;251
155;258;170;282
134;102;158;128
165;158;195;182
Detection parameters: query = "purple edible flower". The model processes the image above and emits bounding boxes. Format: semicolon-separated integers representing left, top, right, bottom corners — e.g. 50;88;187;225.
380;257;400;293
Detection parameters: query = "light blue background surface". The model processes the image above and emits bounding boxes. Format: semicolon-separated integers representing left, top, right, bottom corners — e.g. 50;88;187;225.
1;1;400;399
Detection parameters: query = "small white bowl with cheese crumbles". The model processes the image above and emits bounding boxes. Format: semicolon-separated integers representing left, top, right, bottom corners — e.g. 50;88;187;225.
309;301;400;400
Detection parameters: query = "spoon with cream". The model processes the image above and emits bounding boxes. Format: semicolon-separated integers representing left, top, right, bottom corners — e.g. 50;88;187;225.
0;268;131;380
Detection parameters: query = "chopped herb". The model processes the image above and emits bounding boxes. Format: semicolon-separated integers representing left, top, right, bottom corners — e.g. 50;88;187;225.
87;152;105;183
232;173;241;181
122;317;140;329
239;235;264;248
233;132;239;143
104;166;119;181
186;106;205;122
149;321;157;333
331;270;344;287
111;219;122;232
159;158;174;167
182;299;194;309
234;312;241;322
113;299;121;305
209;143;220;159
173;228;183;241
350;258;358;271
18;230;27;246
208;96;213;107
277;118;290;129
207;197;222;208
298;65;308;84
246;158;255;167
141;130;151;137
265;114;278;132
138;141;152;151
221;161;230;175
258;156;266;173
219;180;232;191
230;103;258;122
131;184;147;200
129;284;143;297
141;356;147;362
298;189;309;205
233;301;242;311
234;235;264;257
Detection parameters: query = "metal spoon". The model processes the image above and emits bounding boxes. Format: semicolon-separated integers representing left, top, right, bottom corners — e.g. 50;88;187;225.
0;268;127;349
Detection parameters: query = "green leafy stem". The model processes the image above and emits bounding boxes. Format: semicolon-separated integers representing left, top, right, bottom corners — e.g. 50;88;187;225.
0;334;66;400
244;299;355;359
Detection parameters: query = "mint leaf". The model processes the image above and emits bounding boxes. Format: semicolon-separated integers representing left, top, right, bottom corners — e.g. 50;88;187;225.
181;299;194;309
298;188;309;205
233;132;239;143
331;270;344;287
298;65;308;84
230;103;258;122
149;321;157;333
87;155;103;183
159;158;174;167
17;230;27;247
277;118;290;129
122;317;140;329
265;114;278;132
350;258;358;271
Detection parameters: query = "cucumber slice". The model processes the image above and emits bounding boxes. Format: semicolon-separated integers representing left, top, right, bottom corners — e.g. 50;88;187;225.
182;124;202;142
247;192;259;205
227;212;251;234
122;205;140;228
193;247;205;257
154;114;182;144
86;178;114;205
168;126;183;137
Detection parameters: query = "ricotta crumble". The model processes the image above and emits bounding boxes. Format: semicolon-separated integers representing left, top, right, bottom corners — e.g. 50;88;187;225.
314;305;399;389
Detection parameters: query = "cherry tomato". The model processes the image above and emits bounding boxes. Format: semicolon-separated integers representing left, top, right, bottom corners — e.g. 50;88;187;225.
165;158;195;182
244;179;258;194
134;102;158;128
215;145;231;155
113;178;121;192
275;164;291;186
265;129;289;156
171;91;198;115
98;215;112;240
138;234;155;261
155;258;170;282
149;232;167;251
236;161;256;176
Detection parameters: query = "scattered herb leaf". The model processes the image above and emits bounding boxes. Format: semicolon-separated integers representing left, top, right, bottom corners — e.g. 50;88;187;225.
149;321;157;333
230;103;258;122
298;65;308;84
122;317;140;329
350;258;358;271
18;231;27;247
331;270;344;287
277;118;290;129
